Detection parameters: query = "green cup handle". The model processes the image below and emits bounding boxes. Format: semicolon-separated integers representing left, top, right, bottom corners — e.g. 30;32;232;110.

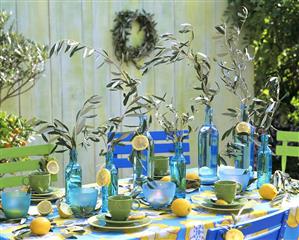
22;176;29;186
236;182;242;193
132;199;140;210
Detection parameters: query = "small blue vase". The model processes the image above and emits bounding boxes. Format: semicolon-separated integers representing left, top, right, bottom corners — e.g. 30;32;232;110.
101;148;118;213
257;134;272;188
170;141;186;198
198;105;219;185
65;148;82;204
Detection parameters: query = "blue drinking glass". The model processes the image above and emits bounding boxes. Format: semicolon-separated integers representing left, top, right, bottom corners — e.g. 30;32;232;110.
1;191;31;219
69;187;98;218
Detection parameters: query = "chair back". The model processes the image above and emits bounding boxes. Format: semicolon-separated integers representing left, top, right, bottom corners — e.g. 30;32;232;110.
276;131;299;172
111;130;191;173
206;209;290;240
0;144;56;188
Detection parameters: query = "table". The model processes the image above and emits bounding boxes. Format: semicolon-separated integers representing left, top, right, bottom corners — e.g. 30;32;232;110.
1;184;298;240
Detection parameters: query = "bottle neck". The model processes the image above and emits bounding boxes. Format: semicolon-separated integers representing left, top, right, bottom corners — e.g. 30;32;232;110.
240;103;248;121
105;150;113;166
260;134;269;148
138;115;148;132
175;141;183;155
69;148;78;163
204;105;213;124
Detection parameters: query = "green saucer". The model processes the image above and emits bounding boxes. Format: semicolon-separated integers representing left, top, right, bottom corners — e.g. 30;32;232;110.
96;214;146;225
205;198;248;208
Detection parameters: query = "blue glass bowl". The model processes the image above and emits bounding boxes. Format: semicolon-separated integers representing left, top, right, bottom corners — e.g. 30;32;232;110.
218;166;250;192
1;191;31;219
69;187;98;218
142;181;176;209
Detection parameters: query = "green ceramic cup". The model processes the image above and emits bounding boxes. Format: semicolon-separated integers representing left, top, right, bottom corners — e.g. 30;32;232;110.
108;195;140;221
153;156;169;176
28;173;51;193
214;180;241;203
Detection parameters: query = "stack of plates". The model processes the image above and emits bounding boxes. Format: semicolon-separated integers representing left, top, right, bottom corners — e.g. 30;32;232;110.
31;188;64;203
88;214;151;230
192;196;252;213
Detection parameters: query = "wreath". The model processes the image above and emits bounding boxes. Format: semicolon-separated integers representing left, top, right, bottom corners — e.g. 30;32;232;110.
111;10;158;63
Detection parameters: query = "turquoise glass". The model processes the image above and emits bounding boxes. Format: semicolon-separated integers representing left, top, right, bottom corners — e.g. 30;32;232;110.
65;148;82;203
234;103;254;176
132;114;154;187
1;191;31;219
198;105;219;185
101;149;118;213
170;141;186;198
69;187;98;218
142;181;176;209
257;134;272;188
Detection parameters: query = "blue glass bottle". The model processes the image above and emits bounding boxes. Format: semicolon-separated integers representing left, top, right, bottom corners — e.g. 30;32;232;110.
257;134;272;188
198;105;219;185
234;103;254;176
101;148;118;212
65;148;82;203
132;115;154;187
170;141;186;198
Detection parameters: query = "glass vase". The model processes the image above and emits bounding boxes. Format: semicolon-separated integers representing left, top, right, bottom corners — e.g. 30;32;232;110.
170;141;186;198
257;134;272;188
65;148;82;203
101;149;118;213
198;105;219;185
234;103;254;176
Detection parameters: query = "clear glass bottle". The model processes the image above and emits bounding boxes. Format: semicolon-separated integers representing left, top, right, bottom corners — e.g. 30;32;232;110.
257;134;272;188
234;103;254;175
170;141;186;198
132;115;154;187
65;148;82;203
101;147;118;212
198;105;219;185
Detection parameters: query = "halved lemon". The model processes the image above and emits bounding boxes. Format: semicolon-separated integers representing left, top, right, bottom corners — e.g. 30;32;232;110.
132;135;149;151
96;168;111;186
235;121;251;135
225;228;244;240
58;202;73;218
46;160;60;174
37;200;53;216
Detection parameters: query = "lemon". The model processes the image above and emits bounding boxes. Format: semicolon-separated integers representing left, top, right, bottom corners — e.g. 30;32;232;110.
225;228;244;240
258;183;278;200
128;212;145;220
132;135;149;151
235;122;251;135
37;200;53;216
160;175;171;182
216;199;228;205
30;217;51;235
186;172;200;181
171;198;192;217
46;160;60;174
58;202;73;218
96;168;111;186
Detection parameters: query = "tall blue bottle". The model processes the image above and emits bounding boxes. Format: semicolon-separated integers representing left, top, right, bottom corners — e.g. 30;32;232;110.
65;148;82;203
234;103;254;175
132;115;154;187
257;134;272;188
170;141;186;198
198;105;219;185
102;147;118;212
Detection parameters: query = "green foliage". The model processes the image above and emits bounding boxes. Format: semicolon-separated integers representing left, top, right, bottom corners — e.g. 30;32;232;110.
0;11;48;105
0;111;36;148
224;0;299;127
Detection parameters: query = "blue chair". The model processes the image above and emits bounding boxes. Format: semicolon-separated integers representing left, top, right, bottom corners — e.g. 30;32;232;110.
111;130;190;174
206;209;289;240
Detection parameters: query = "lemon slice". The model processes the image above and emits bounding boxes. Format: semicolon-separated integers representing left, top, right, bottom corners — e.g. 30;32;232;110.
225;228;244;240
37;200;53;216
132;135;149;151
58;202;73;218
46;160;60;174
96;168;111;186
215;199;228;205
235;121;251;135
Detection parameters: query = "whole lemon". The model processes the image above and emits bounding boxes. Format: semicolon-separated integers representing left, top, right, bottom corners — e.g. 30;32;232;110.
30;217;51;235
225;228;244;240
171;198;191;217
258;183;278;200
